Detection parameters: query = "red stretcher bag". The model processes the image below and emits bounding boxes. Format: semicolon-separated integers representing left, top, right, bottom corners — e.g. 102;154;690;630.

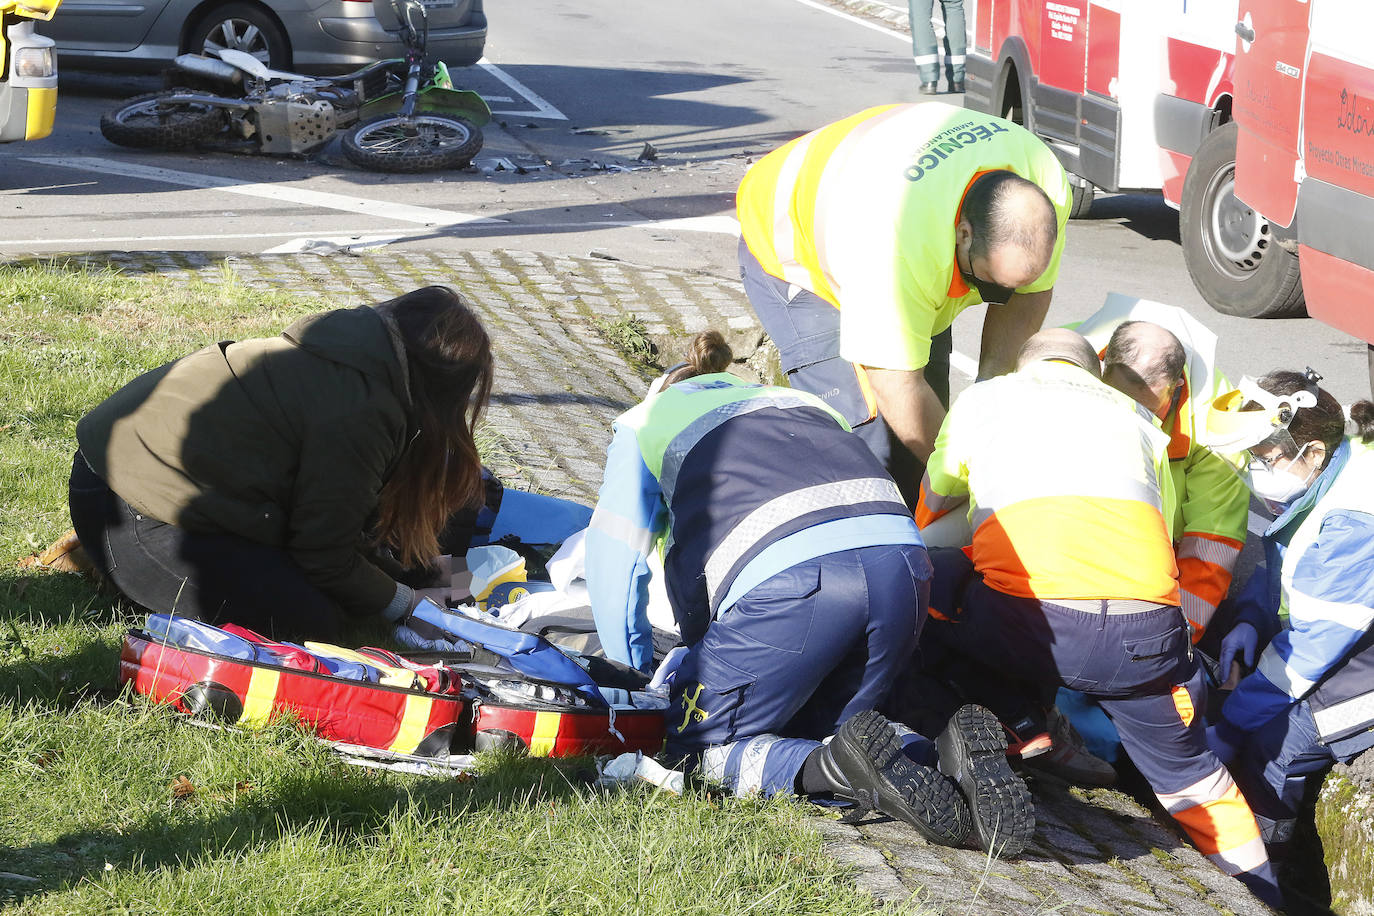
120;623;666;760
120;630;465;757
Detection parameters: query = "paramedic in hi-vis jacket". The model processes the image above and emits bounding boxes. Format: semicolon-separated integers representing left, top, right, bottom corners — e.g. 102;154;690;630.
916;329;1281;907
1201;371;1374;854
735;102;1071;502
1080;296;1251;642
585;331;1031;856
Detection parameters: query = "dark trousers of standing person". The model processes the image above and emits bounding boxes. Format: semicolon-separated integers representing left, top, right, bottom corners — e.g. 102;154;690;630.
69;450;354;642
667;543;933;796
920;547;1280;907
739;239;952;498
908;0;966;88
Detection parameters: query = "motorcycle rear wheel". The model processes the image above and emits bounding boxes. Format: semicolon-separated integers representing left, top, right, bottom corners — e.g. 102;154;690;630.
101;91;225;149
341;113;483;173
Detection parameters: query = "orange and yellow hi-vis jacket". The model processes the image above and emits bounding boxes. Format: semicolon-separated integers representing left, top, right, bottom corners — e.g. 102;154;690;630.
735;102;1071;372
917;359;1180;606
1075;294;1249;640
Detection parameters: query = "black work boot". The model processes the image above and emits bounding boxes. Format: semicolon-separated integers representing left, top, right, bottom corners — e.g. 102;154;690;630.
818;709;971;846
937;704;1036;856
919;80;939;95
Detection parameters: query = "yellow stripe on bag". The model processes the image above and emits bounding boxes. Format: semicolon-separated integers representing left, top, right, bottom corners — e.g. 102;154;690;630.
388;695;434;755
239;667;281;728
528;711;561;757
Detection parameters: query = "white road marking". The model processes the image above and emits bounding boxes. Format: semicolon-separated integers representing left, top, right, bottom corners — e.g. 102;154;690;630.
950;351;977;378
786;0;910;43
0;228;398;247
18;157;505;226
476;58;568;120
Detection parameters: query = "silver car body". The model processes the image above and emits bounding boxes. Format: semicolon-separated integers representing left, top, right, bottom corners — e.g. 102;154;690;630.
39;0;484;74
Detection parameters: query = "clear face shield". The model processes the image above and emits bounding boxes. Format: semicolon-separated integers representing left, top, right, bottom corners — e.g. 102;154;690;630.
1199;369;1322;513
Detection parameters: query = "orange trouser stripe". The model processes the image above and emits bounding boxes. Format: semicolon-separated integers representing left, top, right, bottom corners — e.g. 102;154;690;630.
1171;684;1196;727
1169;783;1263;859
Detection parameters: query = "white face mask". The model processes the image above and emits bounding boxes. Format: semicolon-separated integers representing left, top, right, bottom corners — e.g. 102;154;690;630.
1245;443;1317;513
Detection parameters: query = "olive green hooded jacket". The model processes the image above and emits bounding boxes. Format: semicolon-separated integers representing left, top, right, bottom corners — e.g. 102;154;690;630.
76;306;414;616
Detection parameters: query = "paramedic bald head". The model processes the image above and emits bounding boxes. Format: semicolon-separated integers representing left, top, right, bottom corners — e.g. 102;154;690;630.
1102;321;1187;418
736;103;1072;503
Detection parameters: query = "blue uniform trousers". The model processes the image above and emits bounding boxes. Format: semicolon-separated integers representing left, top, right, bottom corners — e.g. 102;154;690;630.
1228;700;1374;842
738;239;952;484
923;548;1277;903
666;543;931;797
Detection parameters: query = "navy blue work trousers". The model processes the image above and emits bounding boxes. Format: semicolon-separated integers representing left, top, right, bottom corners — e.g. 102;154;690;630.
667;543;931;796
738;239;953;479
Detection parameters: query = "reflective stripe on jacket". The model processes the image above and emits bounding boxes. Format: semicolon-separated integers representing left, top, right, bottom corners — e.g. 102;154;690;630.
1075;296;1249;638
1221;438;1374;742
736;102;1071;372
918;360;1180;604
584;374;913;670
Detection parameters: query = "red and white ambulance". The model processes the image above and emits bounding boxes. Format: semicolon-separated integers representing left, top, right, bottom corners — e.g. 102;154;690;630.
963;0;1374;379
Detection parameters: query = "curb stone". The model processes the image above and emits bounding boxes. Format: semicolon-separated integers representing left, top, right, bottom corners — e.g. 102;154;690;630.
15;247;1275;916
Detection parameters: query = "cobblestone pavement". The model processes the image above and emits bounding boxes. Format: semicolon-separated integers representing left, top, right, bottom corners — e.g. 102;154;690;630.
28;248;1273;916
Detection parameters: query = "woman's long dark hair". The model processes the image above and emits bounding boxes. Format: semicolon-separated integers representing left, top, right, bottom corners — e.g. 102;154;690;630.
373;286;493;567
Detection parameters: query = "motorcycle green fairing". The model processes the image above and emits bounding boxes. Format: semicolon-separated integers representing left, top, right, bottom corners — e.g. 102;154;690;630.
358;60;492;126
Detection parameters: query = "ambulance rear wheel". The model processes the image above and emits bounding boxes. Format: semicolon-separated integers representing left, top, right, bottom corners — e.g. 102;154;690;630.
1180;121;1306;319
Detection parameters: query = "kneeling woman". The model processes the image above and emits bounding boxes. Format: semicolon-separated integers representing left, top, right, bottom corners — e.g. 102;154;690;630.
69;285;492;642
1205;370;1374;849
584;331;1024;852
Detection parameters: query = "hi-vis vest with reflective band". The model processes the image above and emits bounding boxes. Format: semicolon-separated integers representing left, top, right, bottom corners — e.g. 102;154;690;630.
1074;295;1249;637
619;374;910;633
920;361;1180;604
736;102;1072;372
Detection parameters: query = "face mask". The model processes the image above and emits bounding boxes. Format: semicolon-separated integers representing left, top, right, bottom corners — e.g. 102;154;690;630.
959;269;1015;305
1245;444;1317;513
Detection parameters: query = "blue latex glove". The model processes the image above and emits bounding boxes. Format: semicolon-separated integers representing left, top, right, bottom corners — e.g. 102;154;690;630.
1218;622;1259;679
1205;724;1242;767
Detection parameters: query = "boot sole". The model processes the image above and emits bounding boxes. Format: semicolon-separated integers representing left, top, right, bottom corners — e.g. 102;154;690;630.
831;710;970;846
938;705;1036;857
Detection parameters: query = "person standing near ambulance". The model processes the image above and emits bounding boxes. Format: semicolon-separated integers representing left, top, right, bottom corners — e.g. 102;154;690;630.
736;102;1071;500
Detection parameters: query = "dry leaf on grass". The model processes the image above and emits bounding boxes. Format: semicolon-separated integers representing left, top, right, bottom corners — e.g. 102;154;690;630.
169;775;196;801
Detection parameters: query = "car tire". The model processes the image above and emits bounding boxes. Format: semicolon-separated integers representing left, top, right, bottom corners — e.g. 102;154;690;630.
1179;121;1306;319
342;113;484;173
100;91;225;149
186;2;291;71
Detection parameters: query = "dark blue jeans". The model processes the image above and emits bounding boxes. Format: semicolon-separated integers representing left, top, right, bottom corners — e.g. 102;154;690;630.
668;543;932;796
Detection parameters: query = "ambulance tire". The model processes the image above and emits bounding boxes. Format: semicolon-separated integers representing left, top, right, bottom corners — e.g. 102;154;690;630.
1179;121;1306;319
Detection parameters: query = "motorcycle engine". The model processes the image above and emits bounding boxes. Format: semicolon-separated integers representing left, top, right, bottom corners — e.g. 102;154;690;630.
255;82;358;155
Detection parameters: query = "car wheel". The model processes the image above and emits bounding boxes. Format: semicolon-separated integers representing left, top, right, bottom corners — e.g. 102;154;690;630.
1179;121;1306;319
1068;177;1094;220
187;2;291;70
342;113;484;173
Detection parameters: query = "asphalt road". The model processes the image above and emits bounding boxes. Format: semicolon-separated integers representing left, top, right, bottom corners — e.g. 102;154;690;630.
0;0;1370;402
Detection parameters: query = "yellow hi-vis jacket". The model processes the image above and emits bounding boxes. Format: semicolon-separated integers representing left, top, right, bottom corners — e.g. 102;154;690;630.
736;102;1072;372
917;360;1180;606
1075;294;1250;640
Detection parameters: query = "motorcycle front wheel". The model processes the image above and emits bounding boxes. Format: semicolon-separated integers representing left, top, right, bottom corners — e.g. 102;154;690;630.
100;91;226;150
341;113;483;173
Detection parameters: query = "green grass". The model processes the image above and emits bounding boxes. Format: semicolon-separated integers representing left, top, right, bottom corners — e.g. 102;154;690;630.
0;260;904;916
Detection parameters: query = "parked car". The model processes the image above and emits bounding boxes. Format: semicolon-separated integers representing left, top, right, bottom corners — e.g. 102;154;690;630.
37;0;485;75
0;0;60;142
